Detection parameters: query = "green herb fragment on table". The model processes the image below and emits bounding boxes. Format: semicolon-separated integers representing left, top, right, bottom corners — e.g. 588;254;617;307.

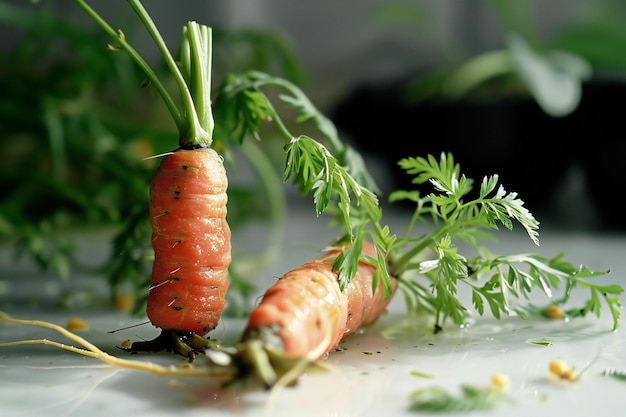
409;374;512;413
527;337;553;347
603;368;626;382
410;370;434;379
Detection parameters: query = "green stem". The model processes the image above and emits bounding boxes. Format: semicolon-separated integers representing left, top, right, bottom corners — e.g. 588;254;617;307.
252;88;294;140
126;0;210;148
72;0;185;135
235;140;287;273
74;0;213;148
183;23;214;139
392;217;470;276
42;97;66;180
257;76;345;153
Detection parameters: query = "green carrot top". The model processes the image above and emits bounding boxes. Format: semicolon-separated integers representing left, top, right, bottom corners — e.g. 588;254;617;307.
75;0;213;149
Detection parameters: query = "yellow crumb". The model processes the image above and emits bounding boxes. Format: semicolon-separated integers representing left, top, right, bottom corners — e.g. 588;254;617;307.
114;291;135;314
545;305;563;320
120;339;133;350
490;373;510;389
65;317;90;332
549;358;569;376
548;358;577;383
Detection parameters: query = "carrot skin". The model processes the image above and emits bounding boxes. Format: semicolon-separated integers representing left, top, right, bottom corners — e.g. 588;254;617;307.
241;241;396;360
147;148;231;336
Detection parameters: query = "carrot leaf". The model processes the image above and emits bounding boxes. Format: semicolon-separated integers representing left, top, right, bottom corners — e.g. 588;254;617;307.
214;71;380;194
388;152;620;330
214;70;392;291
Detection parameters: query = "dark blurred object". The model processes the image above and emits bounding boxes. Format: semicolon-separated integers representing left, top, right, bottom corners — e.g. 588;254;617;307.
331;75;626;232
572;78;626;231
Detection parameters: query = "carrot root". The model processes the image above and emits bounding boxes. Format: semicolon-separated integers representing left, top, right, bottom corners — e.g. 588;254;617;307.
0;311;234;378
121;329;215;362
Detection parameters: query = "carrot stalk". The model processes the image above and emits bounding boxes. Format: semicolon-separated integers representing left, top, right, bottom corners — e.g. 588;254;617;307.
73;0;185;134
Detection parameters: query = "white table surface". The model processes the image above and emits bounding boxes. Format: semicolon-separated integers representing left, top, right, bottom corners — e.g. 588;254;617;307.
1;203;625;417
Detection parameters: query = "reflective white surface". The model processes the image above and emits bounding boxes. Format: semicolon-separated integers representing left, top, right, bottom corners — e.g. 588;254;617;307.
1;208;625;417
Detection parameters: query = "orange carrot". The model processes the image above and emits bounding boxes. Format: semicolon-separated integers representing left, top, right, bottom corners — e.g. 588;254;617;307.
227;241;396;386
125;147;231;358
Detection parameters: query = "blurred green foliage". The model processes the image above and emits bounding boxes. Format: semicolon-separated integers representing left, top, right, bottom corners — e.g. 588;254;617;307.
375;0;626;117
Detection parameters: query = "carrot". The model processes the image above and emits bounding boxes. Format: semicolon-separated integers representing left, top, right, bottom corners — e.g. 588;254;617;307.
224;241;396;387
148;147;230;333
68;3;234;360
123;147;231;358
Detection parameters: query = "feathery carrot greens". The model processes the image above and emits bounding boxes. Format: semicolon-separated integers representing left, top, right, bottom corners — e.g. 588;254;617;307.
212;71;394;293
386;153;620;330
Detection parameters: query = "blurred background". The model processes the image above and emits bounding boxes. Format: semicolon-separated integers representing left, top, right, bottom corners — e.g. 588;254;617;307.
210;0;625;233
10;0;623;228
1;0;625;311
